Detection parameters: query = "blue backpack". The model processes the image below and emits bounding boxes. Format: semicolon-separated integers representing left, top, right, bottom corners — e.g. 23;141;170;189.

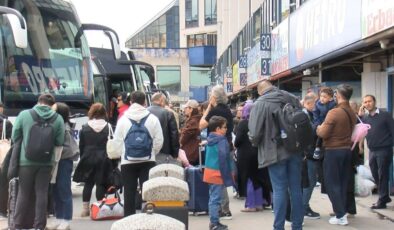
124;114;153;161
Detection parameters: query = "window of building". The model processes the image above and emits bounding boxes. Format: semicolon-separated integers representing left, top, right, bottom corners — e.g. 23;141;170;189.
205;0;217;25
253;9;262;46
157;66;181;95
281;0;290;21
190;67;211;87
237;32;244;56
186;0;199;28
187;33;217;47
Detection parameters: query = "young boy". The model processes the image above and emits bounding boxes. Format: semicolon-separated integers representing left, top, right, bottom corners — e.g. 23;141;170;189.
203;116;234;230
312;87;336;159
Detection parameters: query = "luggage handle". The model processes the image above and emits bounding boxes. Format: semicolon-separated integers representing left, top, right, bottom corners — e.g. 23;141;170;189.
198;141;207;171
99;187;123;208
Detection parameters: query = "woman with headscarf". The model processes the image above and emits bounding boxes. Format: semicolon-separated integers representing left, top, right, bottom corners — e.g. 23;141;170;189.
180;100;202;166
234;100;268;212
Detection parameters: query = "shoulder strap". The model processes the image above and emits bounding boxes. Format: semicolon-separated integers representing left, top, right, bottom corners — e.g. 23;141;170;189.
29;109;40;122
341;108;355;131
140;113;150;125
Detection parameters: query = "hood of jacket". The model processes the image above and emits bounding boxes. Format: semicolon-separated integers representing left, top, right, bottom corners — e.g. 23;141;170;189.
33;104;56;120
257;87;288;104
124;103;150;121
87;119;108;132
207;133;227;146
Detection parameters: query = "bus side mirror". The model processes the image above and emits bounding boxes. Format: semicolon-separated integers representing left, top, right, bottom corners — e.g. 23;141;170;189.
75;24;121;60
0;7;27;48
104;31;121;60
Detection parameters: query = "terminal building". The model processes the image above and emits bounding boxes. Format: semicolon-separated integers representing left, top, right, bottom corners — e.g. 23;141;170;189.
126;0;217;104
126;0;394;116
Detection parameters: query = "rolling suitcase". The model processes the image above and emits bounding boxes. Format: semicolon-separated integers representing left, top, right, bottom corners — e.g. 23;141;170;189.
8;178;18;230
185;143;209;214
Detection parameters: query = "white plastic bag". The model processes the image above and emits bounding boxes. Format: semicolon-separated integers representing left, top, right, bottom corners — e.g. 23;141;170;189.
355;174;375;197
357;165;374;182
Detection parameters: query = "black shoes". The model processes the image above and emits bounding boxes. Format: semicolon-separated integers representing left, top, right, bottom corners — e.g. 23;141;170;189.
371;203;387;209
209;222;228;230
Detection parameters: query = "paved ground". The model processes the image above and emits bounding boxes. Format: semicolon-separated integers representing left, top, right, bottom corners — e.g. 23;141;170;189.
1;184;393;230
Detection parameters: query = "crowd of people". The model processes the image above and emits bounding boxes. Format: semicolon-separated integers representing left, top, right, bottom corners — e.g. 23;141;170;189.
0;81;393;230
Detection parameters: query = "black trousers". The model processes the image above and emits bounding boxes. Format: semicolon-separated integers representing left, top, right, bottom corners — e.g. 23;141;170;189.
323;149;352;219
14;166;52;230
121;162;155;217
0;168;8;215
369;147;393;205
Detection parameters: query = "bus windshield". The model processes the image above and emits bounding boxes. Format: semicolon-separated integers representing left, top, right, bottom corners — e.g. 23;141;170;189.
1;0;92;110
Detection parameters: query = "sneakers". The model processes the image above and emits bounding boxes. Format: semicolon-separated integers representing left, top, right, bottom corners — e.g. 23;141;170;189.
209;222;228;230
56;220;70;230
219;211;232;220
46;219;61;230
304;208;320;219
329;215;348;225
46;219;70;230
313;148;322;160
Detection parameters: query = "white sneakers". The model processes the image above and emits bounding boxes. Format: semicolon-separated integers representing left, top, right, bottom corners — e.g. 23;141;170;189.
46;219;70;230
329;215;348;226
57;221;70;230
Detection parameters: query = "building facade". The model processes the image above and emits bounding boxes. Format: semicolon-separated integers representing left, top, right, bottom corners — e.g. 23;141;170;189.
126;0;218;104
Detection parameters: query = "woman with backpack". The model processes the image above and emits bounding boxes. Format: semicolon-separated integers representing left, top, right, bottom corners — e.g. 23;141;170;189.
73;103;112;217
47;103;79;230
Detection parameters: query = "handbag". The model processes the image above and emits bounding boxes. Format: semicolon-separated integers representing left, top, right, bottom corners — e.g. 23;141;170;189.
342;109;371;150
90;188;124;220
106;123;122;159
0;119;11;168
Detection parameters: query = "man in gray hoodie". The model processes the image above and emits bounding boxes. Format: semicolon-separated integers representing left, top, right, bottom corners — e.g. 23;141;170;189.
248;80;303;230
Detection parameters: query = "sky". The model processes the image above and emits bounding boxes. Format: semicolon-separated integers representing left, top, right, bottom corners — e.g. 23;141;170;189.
71;0;174;49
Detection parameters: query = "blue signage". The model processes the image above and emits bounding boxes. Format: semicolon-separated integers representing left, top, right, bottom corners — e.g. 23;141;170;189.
261;58;271;75
288;0;362;68
260;33;271;51
239;55;247;68
240;73;247;86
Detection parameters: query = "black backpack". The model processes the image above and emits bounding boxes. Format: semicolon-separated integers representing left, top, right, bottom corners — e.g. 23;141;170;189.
25;110;58;162
276;100;314;153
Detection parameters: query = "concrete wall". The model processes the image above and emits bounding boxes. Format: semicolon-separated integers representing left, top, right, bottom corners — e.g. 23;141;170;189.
217;0;263;58
129;48;190;103
179;0;218;48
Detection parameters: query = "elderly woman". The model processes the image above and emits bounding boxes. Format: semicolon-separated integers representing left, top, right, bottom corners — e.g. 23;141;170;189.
199;85;234;219
317;84;356;226
180;100;202;166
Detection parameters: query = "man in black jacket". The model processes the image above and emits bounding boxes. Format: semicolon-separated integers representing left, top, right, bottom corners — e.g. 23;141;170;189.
359;95;394;209
148;93;179;158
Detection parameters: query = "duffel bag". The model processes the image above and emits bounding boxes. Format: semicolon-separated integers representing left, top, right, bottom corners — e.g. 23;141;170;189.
91;189;124;220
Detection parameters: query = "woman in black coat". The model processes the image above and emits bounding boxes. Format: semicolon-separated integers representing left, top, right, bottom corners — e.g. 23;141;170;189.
234;101;271;211
73;103;112;217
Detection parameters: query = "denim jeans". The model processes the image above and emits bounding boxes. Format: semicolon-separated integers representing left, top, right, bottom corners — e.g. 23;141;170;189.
323;149;352;218
268;154;303;230
53;159;73;220
302;159;317;211
209;184;225;224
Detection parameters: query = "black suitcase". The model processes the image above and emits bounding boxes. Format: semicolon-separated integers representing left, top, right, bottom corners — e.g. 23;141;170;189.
8;178;18;230
148;205;188;230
